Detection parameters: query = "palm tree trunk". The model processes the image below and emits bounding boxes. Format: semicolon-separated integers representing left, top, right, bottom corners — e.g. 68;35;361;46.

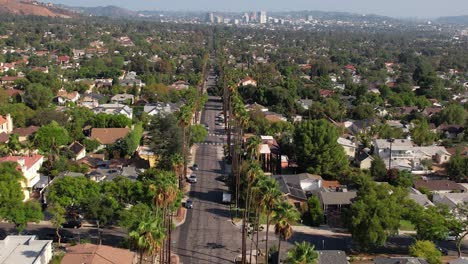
181;126;187;190
56;227;61;247
265;211;271;264
255;208;260;257
277;238;282;264
167;212;172;263
139;251;144;264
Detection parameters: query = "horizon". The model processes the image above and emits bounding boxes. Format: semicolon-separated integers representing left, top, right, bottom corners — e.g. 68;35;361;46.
49;0;468;18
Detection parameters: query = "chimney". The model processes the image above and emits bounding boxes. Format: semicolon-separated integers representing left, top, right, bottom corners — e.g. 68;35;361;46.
6;113;13;133
17;158;26;169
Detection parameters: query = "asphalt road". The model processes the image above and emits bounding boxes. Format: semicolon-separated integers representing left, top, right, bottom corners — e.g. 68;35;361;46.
173;95;244;264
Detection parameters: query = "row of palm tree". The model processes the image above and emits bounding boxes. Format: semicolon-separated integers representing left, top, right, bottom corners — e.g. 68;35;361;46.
130;169;182;264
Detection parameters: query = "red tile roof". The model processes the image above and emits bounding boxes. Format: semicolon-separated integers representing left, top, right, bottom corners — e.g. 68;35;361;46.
90;128;130;145
0;154;43;170
0;115;7;125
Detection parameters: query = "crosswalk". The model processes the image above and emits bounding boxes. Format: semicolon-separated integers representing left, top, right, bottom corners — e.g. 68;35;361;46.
207;133;225;137
198;142;224;146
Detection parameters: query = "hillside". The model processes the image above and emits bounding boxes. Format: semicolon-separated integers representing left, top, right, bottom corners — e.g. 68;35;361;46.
436;15;468;25
70;5;140;18
0;0;74;18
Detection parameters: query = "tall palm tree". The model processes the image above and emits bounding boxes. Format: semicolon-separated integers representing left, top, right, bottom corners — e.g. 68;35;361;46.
259;177;282;263
246;136;262;161
273;201;300;264
177;105;192;189
130;216;165;264
240;161;262;263
285;241;319;264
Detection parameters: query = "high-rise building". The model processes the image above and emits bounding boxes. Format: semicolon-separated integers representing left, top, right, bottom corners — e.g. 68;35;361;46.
259;11;267;24
307;15;313;22
242;12;250;23
250;12;257;22
214;16;223;24
206;12;214;23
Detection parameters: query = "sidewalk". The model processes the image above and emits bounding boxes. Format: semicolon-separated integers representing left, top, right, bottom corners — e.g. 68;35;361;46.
173;144;198;227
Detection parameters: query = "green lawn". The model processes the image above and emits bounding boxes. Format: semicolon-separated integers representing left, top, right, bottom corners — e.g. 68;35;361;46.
399;220;415;231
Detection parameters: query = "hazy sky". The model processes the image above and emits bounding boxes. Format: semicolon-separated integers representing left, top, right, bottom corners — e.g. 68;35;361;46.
50;0;468;18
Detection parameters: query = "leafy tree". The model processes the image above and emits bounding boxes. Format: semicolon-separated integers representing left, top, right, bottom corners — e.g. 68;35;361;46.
47;203;66;246
0;103;35;127
411;119;437;146
448;202;468;257
122;122;144;156
34;121;70;152
23;83;53;110
349;178;405;250
285;241;319;264
307;196;324;227
0;162;43;233
47;176;100;209
189;124;208;145
370;156;387;181
391;170;414;188
446;151;468;182
82;138;101;153
411;205;450;241
409;240;442;264
294;119;348;178
436;104;466;126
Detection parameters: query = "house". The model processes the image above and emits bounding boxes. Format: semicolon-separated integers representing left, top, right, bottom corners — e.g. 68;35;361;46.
245;103;268;112
69;141;86;160
0;154;44;200
337;137;356;159
355;151;374;170
421;107;442;117
90;128;130;146
317;251;348;264
56;55;70;65
264;111;287;122
170;80;190;90
436;124;465;139
433;193;468;209
260;135;281;173
80;93;105;109
56;89;80;105
0;76;20;85
239;76;257;87
318;190;357;226
93;104;133;119
0;114;13;134
0;236;52;264
374;257;428;264
61;243;137;264
319;89;334;98
414;179;464;194
11;126;39;142
111;94;135;105
273;173;323;207
144;102;178;116
297;99;314;110
119;71;144;88
408;188;434;208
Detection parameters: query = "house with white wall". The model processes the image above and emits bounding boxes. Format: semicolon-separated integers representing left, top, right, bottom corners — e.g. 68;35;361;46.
0;154;44;200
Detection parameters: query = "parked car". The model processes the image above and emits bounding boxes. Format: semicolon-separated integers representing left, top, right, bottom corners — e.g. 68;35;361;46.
63;220;82;229
185;200;193;209
192;164;199;171
188;175;197;183
437;247;448;256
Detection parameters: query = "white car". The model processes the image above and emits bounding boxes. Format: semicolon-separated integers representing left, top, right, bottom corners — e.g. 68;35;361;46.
188;175;197;183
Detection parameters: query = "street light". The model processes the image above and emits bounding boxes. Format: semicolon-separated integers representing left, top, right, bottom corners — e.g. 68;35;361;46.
387;138;395;170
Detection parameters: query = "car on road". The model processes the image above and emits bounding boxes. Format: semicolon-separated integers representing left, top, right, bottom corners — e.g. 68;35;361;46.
437;246;448;256
185;200;193;209
192;164;199;171
63;220;82;229
188;175;197;183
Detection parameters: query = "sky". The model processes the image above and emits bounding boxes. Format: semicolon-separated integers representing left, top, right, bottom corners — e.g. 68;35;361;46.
50;0;468;18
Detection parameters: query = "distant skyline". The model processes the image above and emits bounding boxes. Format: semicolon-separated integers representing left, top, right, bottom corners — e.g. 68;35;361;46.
49;0;468;18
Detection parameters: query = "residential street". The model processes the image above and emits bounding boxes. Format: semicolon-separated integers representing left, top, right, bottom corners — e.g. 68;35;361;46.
173;96;243;264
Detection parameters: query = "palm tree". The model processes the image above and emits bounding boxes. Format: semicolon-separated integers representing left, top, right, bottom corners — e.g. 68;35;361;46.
130;216;165;264
7;133;21;155
285;241;319;264
273;201;300;264
246;136;262;161
177;105;192;190
240;161;262;263
259;177;282;263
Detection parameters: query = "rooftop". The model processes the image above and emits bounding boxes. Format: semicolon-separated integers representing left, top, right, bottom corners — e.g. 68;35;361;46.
61;243;135;264
0;235;52;264
90;128;130;145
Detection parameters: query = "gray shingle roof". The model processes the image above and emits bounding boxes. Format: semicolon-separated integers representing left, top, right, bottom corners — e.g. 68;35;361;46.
319;191;357;205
